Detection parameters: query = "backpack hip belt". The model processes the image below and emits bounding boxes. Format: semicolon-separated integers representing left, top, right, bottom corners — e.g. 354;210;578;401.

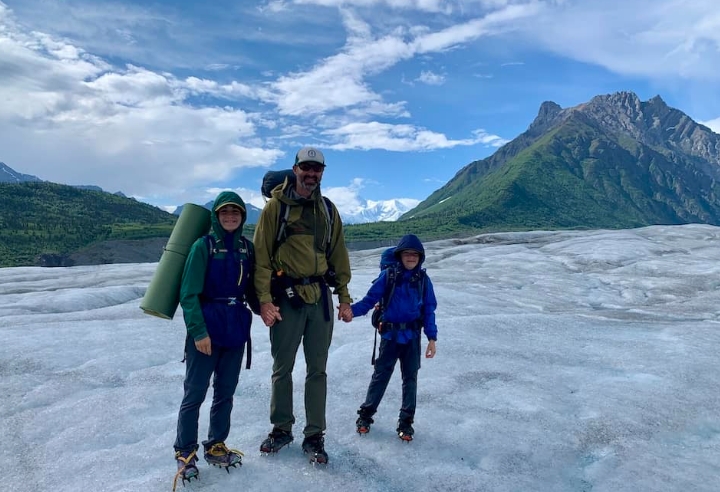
200;295;245;306
380;319;422;332
285;274;326;286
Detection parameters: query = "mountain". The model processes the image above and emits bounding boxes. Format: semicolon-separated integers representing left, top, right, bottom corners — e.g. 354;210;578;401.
404;91;720;231
342;198;420;224
0;181;175;267
0;162;130;197
0;162;42;183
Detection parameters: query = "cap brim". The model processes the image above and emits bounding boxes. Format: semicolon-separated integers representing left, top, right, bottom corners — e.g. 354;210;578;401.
214;202;246;213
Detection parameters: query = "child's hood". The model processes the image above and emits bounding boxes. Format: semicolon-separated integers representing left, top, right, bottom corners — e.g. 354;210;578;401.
394;234;425;267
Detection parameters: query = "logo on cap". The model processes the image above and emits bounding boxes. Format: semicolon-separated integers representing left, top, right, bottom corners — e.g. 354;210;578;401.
307;149;317;158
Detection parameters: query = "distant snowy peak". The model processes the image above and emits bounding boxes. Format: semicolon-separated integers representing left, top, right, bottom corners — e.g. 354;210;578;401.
342;198;420;224
173;198;418;224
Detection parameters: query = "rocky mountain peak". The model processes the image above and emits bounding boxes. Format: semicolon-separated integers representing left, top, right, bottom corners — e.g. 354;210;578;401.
528;100;565;134
573;91;720;165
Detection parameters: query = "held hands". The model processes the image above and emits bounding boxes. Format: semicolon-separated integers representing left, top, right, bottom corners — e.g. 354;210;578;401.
260;302;283;327
337;302;352;322
425;340;436;358
195;336;212;356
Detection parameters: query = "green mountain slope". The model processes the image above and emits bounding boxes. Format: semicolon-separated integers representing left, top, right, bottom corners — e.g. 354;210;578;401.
404;93;720;232
0;182;175;266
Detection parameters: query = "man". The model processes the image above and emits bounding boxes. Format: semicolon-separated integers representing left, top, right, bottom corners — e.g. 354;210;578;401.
253;146;353;464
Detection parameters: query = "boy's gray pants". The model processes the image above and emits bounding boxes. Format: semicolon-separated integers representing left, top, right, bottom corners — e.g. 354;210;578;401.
174;336;245;453
269;296;334;437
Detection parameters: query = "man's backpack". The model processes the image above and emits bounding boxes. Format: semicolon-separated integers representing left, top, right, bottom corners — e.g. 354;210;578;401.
260;169;336;266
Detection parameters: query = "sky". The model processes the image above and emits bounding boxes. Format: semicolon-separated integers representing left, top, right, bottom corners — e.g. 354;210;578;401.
1;224;719;492
1;0;720;215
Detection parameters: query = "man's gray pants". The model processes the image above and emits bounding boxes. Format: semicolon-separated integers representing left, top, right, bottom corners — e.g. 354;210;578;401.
269;295;334;438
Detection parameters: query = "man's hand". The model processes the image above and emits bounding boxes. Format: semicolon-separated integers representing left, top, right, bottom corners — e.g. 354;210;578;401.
261;302;282;327
195;336;212;356
425;340;436;358
337;302;352;322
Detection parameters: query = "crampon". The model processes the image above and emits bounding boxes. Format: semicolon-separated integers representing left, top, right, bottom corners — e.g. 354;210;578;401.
173;450;199;491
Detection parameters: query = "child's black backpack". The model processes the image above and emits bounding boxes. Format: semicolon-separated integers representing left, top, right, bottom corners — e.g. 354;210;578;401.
371;247;398;329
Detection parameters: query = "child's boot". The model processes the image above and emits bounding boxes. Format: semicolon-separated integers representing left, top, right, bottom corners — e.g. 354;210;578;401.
356;409;374;434
396;418;414;442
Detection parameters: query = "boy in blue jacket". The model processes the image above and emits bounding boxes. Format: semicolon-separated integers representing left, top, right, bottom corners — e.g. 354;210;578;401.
349;234;437;441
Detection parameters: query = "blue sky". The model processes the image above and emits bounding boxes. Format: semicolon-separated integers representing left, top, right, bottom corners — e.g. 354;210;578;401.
1;0;719;214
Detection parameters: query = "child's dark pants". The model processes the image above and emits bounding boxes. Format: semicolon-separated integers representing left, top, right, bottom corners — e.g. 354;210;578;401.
359;335;421;422
174;335;245;452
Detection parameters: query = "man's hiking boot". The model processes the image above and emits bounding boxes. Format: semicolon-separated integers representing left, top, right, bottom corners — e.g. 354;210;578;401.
173;450;198;492
356;410;374;435
260;428;294;454
396;419;414;442
302;433;329;464
204;442;243;470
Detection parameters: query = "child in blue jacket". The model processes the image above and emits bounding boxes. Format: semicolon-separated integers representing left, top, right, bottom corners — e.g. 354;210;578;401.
350;234;437;440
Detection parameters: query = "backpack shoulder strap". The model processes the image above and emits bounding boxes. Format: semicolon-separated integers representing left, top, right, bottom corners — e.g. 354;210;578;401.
320;196;334;257
242;236;253;262
272;202;290;258
418;269;427;308
380;265;399;309
206;234;253;261
204;234;217;257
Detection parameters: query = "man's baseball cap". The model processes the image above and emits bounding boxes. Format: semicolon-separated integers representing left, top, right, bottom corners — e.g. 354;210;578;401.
294;147;325;166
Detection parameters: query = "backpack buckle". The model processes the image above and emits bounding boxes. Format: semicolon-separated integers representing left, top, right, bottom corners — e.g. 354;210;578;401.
227;297;238;306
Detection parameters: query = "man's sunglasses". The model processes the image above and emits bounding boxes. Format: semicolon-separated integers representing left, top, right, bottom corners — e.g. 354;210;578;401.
298;162;325;172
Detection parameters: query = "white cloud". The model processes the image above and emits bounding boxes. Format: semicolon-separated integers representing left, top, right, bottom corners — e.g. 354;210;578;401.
8;0;718;208
291;0;453;13
701;117;720;134
323;178;367;214
416;70;446;85
516;0;720;80
262;4;537;116
0;16;281;199
206;186;268;210
324;122;508;151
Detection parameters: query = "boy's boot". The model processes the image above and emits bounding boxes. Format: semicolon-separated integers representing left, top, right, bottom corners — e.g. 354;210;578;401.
204;442;243;469
173;450;198;491
396;418;414;442
356;409;374;435
260;428;294;454
302;433;329;464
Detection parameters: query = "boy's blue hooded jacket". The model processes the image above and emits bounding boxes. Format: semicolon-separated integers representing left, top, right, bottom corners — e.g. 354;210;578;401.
351;234;438;343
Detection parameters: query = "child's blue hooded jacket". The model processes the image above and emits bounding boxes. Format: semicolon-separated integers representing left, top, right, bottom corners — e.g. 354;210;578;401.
352;234;438;343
